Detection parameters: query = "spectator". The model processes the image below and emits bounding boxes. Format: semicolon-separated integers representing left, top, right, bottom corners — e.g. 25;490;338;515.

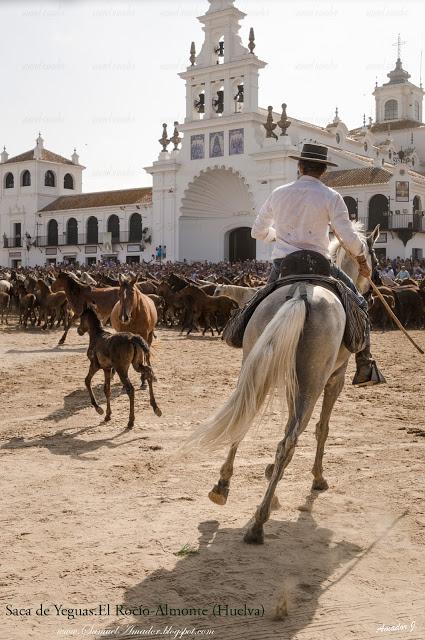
396;265;411;281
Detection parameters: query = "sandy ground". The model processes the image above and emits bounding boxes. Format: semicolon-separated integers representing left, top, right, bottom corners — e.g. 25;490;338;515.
0;319;425;640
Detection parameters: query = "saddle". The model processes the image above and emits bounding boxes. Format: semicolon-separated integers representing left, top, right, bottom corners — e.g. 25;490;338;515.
222;251;367;354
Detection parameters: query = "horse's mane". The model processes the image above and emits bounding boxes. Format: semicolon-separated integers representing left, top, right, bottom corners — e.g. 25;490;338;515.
329;221;366;267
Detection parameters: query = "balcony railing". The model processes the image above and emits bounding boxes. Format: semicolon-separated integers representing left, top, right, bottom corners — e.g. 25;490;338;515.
358;215;424;233
3;236;22;248
388;213;424;232
33;232;144;247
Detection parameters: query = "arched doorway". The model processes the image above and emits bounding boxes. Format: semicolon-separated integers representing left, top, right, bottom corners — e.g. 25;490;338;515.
368;194;388;231
86;216;98;243
107;214;120;243
129;212;142;242
66;218;78;244
228;227;256;262
47;219;58;246
180;167;255;261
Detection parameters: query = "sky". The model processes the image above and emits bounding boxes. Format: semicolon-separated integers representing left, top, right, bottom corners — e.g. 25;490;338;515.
1;0;424;192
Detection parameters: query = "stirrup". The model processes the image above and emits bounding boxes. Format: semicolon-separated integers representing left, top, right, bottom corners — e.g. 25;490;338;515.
352;360;386;387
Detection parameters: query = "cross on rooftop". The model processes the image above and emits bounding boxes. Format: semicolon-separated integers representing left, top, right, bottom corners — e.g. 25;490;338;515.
393;34;406;60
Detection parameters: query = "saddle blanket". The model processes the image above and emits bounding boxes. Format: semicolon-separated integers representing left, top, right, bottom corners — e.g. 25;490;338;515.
222;274;368;354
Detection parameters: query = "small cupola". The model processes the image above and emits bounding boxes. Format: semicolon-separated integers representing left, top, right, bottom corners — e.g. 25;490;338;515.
34;132;44;159
71;148;80;165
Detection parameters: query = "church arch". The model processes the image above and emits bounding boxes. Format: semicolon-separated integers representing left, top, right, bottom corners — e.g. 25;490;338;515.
180;166;256;261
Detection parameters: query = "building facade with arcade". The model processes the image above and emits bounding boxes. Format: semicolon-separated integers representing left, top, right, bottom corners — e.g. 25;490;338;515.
1;0;425;267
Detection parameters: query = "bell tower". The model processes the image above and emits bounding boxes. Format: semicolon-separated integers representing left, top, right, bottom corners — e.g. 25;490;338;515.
179;0;266;122
373;36;424;125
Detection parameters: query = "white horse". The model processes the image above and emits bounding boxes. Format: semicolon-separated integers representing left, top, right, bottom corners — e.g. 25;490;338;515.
213;284;258;308
182;223;379;544
79;272;97;286
0;280;11;294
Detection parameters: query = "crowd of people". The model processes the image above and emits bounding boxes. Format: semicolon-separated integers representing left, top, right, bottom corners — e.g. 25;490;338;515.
377;257;425;283
2;256;425;286
2;259;272;284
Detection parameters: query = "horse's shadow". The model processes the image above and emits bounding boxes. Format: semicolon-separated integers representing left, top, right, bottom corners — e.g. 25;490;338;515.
44;383;123;422
0;425;146;461
107;494;362;640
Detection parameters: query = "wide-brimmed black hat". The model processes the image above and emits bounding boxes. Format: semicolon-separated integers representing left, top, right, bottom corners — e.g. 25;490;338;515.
289;143;338;167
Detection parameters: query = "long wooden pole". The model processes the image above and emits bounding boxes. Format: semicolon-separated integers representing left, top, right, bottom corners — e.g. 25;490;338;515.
368;278;424;354
332;228;424;355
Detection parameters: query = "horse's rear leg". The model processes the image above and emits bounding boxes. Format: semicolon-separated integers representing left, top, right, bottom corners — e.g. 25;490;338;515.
244;393;319;545
312;363;347;491
117;370;135;429
209;443;238;505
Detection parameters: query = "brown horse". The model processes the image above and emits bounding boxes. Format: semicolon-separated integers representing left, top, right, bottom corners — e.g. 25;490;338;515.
111;275;157;344
78;305;161;429
36;279;68;330
16;284;37;328
178;285;238;336
111;275;158;387
52;271;120;344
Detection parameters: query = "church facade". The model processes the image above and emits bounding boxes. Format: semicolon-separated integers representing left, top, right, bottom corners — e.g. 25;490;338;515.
1;0;425;268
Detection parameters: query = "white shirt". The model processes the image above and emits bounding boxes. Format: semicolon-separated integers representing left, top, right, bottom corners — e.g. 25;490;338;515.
251;175;364;260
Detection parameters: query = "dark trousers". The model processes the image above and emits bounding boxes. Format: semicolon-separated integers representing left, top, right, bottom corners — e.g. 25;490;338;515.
267;258;371;358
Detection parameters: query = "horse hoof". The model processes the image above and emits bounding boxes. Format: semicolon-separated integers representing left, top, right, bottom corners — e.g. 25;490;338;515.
312;478;329;491
154;407;162;417
127;421;134;429
208;489;227;506
243;526;264;545
104;415;111;422
95;406;104;415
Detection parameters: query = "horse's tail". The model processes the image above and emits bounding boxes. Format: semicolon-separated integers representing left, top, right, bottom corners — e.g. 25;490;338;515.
180;295;307;453
131;335;150;371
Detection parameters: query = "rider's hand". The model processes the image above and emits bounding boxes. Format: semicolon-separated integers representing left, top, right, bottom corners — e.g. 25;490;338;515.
356;254;372;279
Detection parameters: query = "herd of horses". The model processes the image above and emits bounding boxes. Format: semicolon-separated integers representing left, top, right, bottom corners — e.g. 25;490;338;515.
0;268;252;429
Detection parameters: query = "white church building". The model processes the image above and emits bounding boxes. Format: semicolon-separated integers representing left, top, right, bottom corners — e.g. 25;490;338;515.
2;0;425;268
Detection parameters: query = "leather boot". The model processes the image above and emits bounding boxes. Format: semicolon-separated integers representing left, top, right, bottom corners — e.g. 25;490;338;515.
352;347;386;387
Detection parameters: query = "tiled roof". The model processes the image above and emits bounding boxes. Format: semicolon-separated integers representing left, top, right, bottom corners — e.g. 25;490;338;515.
4;148;75;165
322;167;392;188
39;187;152;212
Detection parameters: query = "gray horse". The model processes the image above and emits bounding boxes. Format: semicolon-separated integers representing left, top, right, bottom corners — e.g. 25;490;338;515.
182;223;379;544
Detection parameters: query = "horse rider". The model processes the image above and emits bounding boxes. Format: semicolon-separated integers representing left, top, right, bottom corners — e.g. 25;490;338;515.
251;142;385;387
